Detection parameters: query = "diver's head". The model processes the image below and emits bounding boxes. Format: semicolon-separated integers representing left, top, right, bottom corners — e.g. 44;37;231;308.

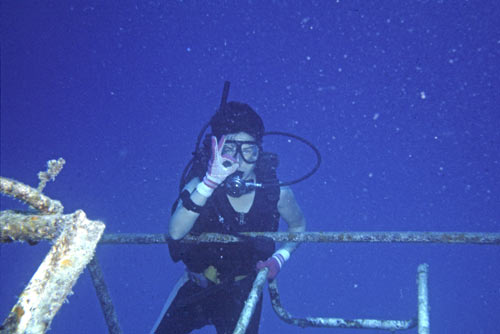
210;101;264;180
210;101;264;144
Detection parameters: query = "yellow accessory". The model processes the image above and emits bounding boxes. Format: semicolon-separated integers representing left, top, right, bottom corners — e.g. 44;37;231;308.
203;265;247;284
203;265;221;284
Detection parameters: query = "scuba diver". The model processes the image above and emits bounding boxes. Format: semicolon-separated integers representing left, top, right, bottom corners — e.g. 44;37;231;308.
151;94;314;333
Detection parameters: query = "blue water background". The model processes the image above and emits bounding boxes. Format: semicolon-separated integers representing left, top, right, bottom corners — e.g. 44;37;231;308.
1;1;499;333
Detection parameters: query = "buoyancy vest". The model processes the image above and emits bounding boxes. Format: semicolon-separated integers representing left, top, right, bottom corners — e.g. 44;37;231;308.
169;153;280;279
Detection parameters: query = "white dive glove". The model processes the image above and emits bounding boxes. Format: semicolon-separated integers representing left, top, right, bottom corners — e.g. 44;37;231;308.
196;135;239;197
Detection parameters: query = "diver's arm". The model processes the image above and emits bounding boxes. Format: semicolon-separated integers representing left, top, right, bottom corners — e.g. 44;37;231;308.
256;186;306;279
170;136;238;240
277;186;307;254
169;178;209;240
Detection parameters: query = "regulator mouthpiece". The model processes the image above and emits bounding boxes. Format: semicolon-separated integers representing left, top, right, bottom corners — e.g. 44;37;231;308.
224;171;262;197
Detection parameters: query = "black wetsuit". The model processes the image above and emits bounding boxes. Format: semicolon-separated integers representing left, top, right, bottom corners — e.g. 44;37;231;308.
155;180;280;334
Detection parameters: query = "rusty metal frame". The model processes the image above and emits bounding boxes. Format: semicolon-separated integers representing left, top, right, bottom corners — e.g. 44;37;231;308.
97;231;497;334
2;172;497;334
1;176;105;334
4;224;498;334
264;266;423;331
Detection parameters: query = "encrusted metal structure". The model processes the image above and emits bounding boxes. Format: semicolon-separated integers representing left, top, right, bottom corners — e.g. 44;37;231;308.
87;255;122;334
1;160;497;334
99;231;500;245
1;162;105;334
1;210;104;333
267;271;419;331
0;177;63;215
233;268;269;334
417;264;430;334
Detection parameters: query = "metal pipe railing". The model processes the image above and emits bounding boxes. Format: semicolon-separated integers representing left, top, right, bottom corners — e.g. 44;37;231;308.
267;277;417;331
233;268;269;334
0;176;63;215
88;255;122;334
4;164;498;334
98;231;500;245
417;263;430;334
1;210;64;243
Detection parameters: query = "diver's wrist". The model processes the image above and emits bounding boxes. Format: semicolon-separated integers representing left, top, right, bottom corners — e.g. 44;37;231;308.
196;177;217;197
272;249;291;268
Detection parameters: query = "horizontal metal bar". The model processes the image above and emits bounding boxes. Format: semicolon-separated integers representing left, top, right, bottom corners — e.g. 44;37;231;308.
99;231;500;245
1;210;62;243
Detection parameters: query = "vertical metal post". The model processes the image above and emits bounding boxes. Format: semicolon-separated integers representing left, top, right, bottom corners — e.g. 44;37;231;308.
88;254;122;334
417;263;430;334
233;268;268;334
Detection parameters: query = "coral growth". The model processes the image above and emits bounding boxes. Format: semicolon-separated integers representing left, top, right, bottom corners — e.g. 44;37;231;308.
37;158;66;192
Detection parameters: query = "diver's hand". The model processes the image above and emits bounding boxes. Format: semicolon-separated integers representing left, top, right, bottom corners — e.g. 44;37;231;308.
256;249;290;280
206;135;239;185
196;135;239;197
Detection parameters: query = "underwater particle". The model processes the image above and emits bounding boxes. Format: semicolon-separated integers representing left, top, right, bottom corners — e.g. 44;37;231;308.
118;148;128;159
420;91;426;99
373;113;380;120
